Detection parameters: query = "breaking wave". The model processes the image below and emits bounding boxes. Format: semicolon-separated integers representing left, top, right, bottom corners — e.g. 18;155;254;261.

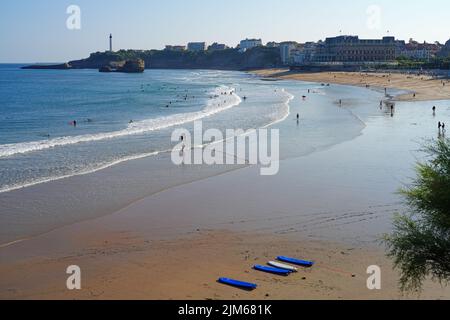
0;86;241;159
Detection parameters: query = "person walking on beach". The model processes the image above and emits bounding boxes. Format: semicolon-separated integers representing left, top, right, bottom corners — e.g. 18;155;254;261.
180;134;186;159
433;106;436;115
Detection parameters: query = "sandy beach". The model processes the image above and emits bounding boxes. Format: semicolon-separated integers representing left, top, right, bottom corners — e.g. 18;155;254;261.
1;70;450;300
251;69;450;101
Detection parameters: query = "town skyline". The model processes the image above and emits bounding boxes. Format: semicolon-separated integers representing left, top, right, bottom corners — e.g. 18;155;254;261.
3;32;448;65
1;0;450;63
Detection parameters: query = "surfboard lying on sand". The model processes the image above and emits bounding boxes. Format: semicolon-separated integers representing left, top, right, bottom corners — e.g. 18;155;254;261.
277;256;314;267
268;261;298;272
218;278;257;290
254;265;292;276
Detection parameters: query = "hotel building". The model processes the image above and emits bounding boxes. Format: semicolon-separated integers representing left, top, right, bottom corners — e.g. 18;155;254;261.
239;39;262;52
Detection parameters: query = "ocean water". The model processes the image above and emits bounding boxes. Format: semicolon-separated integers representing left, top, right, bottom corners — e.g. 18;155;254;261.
0;65;294;193
0;64;370;243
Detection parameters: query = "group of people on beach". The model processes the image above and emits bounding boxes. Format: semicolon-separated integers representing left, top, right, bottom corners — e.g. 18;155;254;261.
433;106;447;137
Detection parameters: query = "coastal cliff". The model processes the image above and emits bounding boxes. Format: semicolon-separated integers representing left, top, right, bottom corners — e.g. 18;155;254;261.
23;47;282;71
99;59;145;73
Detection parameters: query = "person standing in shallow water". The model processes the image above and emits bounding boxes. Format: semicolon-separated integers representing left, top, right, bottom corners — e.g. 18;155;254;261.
390;105;395;117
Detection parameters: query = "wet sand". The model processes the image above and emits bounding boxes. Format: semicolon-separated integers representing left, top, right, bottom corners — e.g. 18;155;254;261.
251;69;450;101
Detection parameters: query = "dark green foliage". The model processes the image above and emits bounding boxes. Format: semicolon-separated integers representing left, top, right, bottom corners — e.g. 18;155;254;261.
384;139;450;292
395;56;450;70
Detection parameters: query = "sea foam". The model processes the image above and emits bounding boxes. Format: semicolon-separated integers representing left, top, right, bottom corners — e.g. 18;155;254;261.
0;86;241;159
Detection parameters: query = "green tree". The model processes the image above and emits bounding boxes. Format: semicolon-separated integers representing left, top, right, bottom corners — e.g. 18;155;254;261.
384;138;450;292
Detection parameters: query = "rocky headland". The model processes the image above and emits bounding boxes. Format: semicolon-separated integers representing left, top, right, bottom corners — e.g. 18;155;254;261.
21;47;282;71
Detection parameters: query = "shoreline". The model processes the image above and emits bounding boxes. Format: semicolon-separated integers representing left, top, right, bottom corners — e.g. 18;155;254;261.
0;77;361;246
1;72;450;299
250;69;450;102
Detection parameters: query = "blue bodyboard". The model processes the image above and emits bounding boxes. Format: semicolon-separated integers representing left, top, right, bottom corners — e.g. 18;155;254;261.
253;265;292;276
218;278;257;290
277;256;314;267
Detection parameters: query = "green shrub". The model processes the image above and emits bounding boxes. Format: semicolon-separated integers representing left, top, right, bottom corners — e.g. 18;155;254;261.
384;138;450;292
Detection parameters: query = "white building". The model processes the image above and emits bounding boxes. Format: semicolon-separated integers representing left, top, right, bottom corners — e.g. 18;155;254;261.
401;48;433;60
239;38;262;52
279;42;298;65
187;42;206;52
292;42;318;65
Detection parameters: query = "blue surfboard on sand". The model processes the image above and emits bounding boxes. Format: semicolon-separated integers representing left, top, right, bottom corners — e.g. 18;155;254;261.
277;256;314;267
218;278;257;290
253;265;292;276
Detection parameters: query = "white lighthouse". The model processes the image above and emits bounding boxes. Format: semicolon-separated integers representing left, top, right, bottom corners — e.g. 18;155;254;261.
109;34;113;52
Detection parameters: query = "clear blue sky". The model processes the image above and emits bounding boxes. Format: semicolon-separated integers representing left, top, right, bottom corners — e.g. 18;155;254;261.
1;0;449;62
